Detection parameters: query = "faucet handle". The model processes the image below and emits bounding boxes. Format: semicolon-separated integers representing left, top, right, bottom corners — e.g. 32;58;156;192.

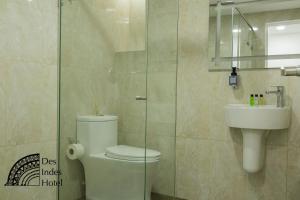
266;86;284;95
266;86;285;107
270;85;284;91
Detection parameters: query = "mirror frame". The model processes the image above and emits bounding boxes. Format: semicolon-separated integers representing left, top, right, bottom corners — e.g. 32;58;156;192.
208;0;300;71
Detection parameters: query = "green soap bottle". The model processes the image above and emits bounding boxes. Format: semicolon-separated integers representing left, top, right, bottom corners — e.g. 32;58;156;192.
250;94;255;106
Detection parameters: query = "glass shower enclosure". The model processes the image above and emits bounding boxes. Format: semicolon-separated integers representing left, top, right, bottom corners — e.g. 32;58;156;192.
58;0;178;199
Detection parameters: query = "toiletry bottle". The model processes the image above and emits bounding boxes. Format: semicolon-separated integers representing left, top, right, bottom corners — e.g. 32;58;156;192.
254;94;259;106
259;94;265;105
250;94;255;106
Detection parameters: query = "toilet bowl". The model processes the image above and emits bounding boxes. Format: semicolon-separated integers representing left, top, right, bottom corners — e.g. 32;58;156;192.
72;115;160;200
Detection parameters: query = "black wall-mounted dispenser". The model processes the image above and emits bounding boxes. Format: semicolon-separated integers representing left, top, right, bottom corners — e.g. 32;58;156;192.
229;67;238;88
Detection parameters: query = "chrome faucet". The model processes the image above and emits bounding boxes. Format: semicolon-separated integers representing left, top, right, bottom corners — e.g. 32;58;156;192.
265;86;284;107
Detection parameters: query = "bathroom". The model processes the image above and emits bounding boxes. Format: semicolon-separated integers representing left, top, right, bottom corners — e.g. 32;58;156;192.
0;0;299;200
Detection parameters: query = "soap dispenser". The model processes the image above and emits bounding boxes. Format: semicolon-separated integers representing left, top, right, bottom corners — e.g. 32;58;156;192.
229;67;238;88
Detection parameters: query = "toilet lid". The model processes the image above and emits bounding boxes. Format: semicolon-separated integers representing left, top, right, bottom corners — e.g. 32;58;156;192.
105;145;160;162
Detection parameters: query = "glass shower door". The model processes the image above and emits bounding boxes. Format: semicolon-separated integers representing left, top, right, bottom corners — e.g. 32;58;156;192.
58;0;148;199
58;0;178;199
145;0;178;199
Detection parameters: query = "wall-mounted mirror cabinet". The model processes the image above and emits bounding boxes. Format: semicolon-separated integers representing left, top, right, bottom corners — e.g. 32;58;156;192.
209;0;300;70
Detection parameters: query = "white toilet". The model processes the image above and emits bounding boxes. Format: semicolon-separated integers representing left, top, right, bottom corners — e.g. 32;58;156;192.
73;115;160;200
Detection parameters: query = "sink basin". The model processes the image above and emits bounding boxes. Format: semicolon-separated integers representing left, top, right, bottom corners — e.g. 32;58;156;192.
225;104;291;130
224;104;291;173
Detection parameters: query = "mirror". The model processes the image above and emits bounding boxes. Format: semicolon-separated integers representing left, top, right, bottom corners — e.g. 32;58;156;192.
209;0;300;70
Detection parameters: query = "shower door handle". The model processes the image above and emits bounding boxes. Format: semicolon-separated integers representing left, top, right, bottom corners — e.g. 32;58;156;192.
135;96;147;101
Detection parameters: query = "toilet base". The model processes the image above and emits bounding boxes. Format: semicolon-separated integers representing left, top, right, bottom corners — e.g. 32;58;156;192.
82;154;157;200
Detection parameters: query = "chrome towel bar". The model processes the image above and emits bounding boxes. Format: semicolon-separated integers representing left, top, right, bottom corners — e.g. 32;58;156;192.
281;67;300;76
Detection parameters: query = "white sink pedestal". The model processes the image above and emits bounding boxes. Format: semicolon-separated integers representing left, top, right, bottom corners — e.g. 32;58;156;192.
242;129;269;173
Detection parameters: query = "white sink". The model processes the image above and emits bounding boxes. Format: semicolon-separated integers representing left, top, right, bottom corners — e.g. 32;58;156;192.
225;104;290;130
224;104;291;173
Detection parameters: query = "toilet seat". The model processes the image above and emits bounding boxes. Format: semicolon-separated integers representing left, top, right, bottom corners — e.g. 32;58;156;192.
105;145;160;162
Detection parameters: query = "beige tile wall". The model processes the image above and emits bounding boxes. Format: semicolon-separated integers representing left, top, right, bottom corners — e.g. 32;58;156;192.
176;0;300;200
0;0;58;199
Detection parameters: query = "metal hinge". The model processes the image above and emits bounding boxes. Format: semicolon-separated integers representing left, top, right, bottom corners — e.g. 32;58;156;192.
59;0;64;7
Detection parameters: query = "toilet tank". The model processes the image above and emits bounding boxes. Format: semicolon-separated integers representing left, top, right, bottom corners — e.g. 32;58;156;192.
77;115;118;155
